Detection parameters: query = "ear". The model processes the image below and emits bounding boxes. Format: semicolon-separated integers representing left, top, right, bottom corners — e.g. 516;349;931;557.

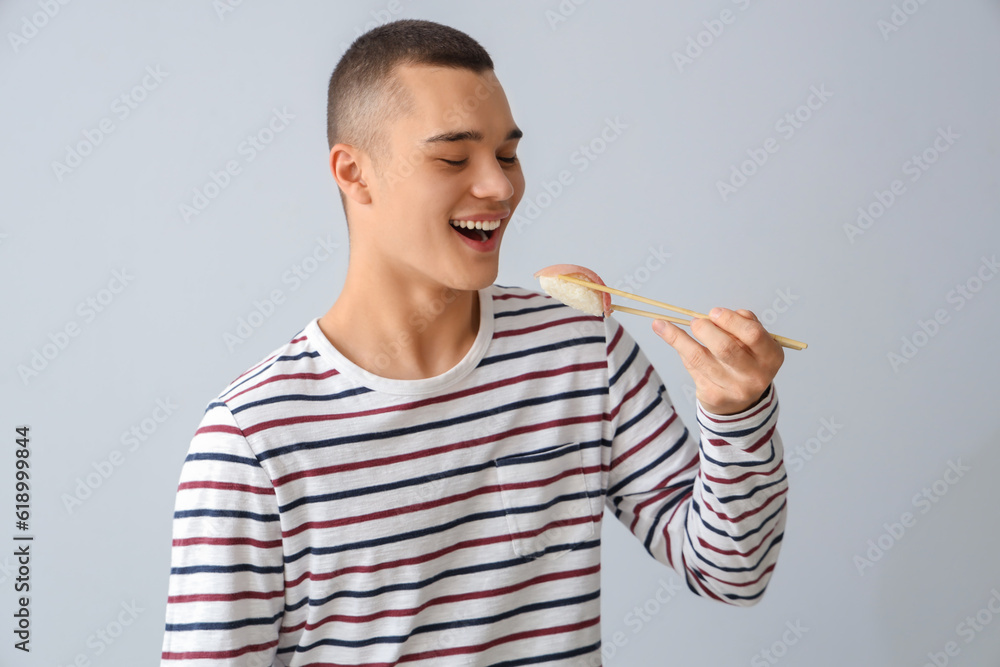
329;143;372;205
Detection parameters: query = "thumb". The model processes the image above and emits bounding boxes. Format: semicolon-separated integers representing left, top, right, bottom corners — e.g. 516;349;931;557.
652;318;678;344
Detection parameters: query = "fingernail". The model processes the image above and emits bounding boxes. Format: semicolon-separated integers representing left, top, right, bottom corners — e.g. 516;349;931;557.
710;307;723;319
652;319;666;334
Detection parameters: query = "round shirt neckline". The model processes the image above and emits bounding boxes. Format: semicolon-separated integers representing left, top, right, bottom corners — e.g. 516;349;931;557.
306;285;494;396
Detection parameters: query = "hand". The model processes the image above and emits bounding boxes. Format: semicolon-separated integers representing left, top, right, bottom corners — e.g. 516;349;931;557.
652;307;784;416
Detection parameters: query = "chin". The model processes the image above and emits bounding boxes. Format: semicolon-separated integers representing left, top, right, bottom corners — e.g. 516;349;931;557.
442;265;498;292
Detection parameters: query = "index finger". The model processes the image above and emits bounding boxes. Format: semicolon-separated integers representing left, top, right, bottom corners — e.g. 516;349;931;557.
653;319;719;374
708;308;770;350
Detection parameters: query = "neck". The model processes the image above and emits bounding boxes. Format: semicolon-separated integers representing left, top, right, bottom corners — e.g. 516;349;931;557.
318;259;482;381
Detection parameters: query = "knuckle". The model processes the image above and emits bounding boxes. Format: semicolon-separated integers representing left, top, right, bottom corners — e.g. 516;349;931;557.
686;348;708;370
744;325;764;345
715;340;740;359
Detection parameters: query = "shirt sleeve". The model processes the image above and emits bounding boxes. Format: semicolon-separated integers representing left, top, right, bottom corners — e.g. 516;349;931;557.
602;315;788;606
160;401;285;665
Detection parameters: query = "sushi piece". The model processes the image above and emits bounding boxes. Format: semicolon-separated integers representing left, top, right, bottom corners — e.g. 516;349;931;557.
533;264;612;318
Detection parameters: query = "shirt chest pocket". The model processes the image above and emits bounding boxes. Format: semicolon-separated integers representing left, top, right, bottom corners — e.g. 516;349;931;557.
492;441;599;561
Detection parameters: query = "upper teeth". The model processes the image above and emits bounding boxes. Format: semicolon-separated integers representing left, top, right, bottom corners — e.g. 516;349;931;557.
450;220;501;230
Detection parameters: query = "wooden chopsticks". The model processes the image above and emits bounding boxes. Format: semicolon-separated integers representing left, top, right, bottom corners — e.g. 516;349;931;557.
555;274;807;351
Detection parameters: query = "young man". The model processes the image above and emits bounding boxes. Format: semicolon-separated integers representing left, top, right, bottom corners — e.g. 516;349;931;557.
161;19;788;666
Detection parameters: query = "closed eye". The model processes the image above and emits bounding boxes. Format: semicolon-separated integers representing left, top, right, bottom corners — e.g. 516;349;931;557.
439;155;518;167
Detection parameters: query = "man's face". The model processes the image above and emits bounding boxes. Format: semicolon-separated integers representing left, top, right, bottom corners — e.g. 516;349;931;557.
357;64;525;292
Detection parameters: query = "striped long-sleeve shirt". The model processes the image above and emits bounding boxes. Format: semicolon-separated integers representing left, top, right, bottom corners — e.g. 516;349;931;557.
160;283;788;666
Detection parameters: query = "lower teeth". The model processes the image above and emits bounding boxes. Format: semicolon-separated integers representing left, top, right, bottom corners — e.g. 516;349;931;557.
476;229;488;241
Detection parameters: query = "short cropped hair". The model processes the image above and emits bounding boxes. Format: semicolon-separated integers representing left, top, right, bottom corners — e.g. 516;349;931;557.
326;19;495;221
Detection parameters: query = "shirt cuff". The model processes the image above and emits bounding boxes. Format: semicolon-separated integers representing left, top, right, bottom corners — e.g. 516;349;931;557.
695;383;778;447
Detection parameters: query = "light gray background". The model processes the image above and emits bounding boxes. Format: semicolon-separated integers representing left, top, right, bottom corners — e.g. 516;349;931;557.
2;1;998;665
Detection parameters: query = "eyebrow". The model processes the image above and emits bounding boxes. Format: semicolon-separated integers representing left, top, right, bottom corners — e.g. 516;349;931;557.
422;127;523;145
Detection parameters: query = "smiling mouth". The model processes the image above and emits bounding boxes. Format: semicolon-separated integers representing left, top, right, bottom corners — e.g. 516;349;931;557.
450;219;501;242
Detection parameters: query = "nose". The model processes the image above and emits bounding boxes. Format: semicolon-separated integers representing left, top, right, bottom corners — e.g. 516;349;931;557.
469;156;516;202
